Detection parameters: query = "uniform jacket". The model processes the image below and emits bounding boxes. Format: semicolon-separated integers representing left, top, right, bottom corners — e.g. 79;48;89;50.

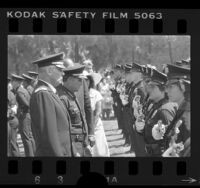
126;80;147;107
110;78;123;107
180;137;190;157
56;84;87;134
142;95;154;117
8;89;17;107
166;100;190;145
27;85;34;96
111;88;122;108
75;79;94;136
124;80;147;123
144;98;177;145
15;85;30;114
56;84;89;147
30;80;72;157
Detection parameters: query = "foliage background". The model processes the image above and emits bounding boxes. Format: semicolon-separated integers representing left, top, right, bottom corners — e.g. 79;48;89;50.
8;35;190;75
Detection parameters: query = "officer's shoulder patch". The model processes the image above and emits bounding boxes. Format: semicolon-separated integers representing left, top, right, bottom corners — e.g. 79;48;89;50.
133;87;138;94
34;86;48;93
160;102;178;116
17;86;25;92
161;102;178;111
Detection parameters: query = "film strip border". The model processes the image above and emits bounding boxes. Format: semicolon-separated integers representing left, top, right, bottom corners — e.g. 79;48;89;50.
7;17;187;34
0;158;193;185
7;18;188;34
0;9;194;34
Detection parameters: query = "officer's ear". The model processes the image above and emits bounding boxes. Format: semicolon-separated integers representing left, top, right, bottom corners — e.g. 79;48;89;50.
46;66;54;75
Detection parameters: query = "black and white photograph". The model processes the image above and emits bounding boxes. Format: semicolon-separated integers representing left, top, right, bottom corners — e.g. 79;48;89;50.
7;35;190;157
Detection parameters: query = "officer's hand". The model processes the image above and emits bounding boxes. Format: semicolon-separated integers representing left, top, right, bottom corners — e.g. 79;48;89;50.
88;135;95;147
173;142;184;154
84;145;93;156
132;99;138;109
133;95;141;104
162;146;177;157
152;121;166;140
11;105;17;114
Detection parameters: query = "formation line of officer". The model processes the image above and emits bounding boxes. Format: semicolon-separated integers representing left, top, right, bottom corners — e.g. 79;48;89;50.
110;59;190;157
8;52;95;157
7;50;190;157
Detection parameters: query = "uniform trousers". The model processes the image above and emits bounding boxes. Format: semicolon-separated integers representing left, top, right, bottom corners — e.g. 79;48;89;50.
18;113;36;157
8;116;21;157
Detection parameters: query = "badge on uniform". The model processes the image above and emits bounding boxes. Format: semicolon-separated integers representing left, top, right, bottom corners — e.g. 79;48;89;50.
132;95;141;109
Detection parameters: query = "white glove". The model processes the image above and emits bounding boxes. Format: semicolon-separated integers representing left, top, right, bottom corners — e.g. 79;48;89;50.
133;109;139;119
132;99;138;109
170;142;184;154
135;120;145;132
84;145;93;156
152;120;166;140
175;127;180;134
132;95;140;108
162;146;178;157
162;142;184;157
11;105;17;114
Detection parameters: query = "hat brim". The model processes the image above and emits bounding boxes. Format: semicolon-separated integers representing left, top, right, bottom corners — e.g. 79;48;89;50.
72;73;87;79
148;80;164;86
166;79;179;85
125;70;132;74
55;64;66;69
132;68;142;72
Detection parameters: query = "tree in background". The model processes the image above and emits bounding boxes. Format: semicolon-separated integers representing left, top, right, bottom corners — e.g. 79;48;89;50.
8;35;190;75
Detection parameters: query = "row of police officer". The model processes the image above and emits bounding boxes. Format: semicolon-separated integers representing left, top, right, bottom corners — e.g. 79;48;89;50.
110;59;190;157
7;71;38;156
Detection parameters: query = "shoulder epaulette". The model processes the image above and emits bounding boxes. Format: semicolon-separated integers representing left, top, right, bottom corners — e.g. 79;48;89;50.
160;102;178;117
34;86;48;93
161;102;178;111
134;87;138;92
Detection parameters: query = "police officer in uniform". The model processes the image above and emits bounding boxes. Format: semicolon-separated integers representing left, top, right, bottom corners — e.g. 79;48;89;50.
22;74;35;95
56;63;92;157
124;62;148;155
75;74;95;152
62;58;95;149
163;64;190;157
141;65;156;117
120;64;134;146
11;74;35;156
7;77;20;156
110;64;125;133
135;68;177;156
30;52;72;157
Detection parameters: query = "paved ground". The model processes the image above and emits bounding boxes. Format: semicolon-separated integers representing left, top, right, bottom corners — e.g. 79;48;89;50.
103;119;135;157
17;119;135;157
